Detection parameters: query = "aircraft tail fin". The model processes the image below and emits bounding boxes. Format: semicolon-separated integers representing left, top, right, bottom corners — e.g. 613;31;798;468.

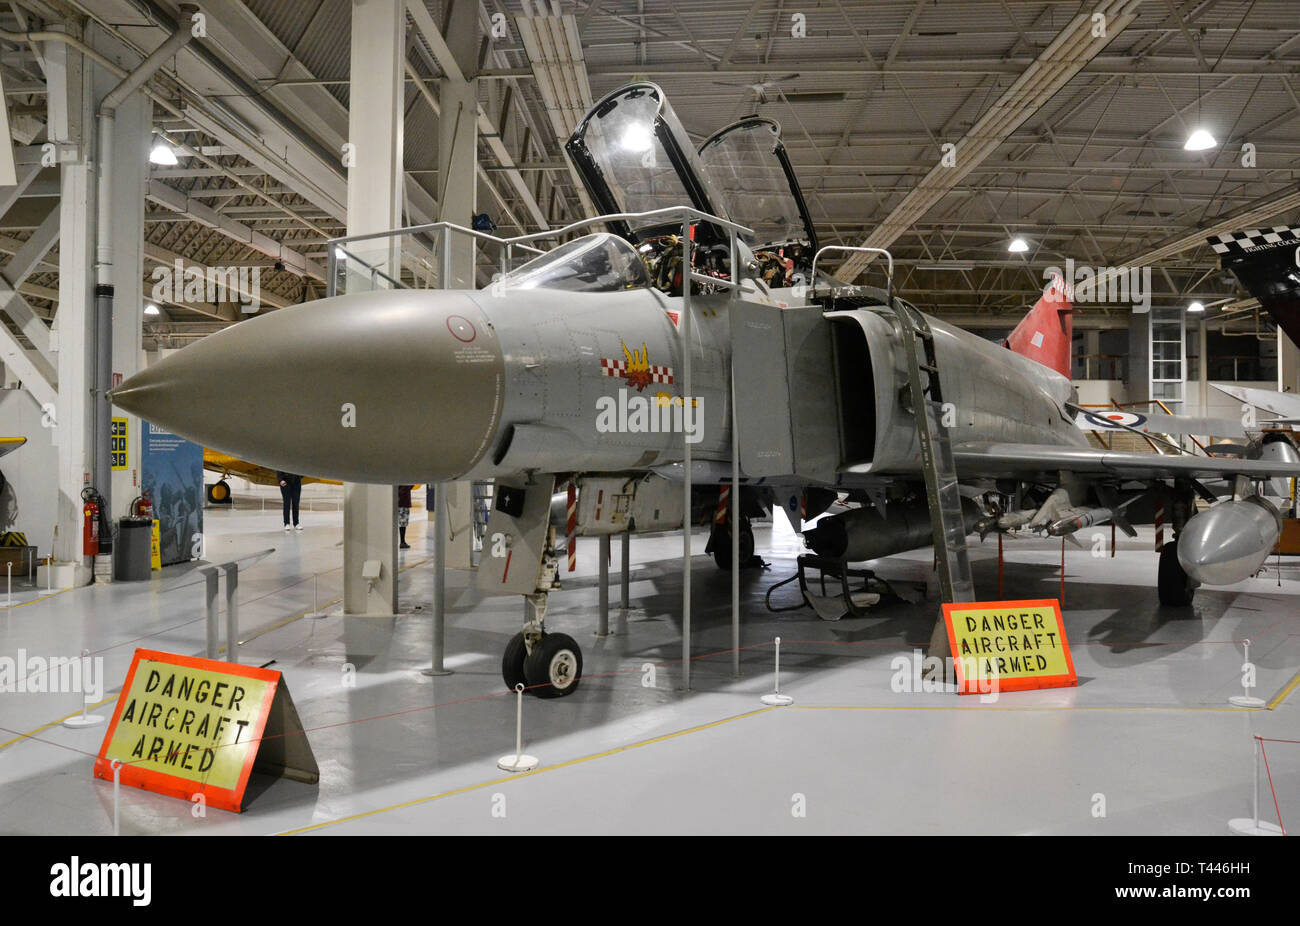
1004;276;1073;378
1208;226;1300;347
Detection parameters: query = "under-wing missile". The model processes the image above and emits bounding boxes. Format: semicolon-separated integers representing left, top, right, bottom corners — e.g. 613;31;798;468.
803;496;980;561
1177;496;1281;586
1046;507;1114;537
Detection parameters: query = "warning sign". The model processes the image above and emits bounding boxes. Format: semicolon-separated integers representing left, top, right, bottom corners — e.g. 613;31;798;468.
93;649;318;812
941;599;1076;695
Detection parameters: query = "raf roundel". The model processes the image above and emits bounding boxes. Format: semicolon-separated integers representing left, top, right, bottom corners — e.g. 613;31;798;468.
447;315;477;342
1082;410;1147;430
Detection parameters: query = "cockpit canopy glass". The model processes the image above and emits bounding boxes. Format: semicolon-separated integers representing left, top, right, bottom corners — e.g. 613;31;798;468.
697;118;816;253
502;233;650;293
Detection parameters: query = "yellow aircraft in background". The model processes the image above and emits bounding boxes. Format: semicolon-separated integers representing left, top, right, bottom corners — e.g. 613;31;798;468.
203;450;340;504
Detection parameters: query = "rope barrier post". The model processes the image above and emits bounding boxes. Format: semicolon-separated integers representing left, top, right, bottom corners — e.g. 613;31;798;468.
1228;736;1284;835
1229;638;1265;708
202;567;219;659
6;561;11;612
730;364;740;680
620;530;630;609
306;572;327;619
221;563;239;664
62;649;106;729
111;759;122;835
497;683;539;772
1059;537;1065;606
681;213;693;692
760;636;794;706
997;532;1003;598
597;533;610;637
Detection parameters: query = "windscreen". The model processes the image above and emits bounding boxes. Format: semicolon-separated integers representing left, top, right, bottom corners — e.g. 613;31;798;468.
502;233;650;293
698;118;816;252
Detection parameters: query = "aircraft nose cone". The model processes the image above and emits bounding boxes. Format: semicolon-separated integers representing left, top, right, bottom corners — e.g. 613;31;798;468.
1177;498;1281;586
112;289;504;483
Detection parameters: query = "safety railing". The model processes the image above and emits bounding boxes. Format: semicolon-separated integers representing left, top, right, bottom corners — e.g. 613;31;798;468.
810;245;894;303
326;207;755;297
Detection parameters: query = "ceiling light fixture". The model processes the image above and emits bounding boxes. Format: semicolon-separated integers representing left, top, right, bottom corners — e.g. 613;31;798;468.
1187;301;1205;313
149;143;178;166
1007;237;1029;253
144;303;160;316
1184;129;1216;151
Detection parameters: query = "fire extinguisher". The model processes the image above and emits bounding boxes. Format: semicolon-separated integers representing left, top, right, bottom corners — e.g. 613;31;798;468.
131;494;154;521
82;489;100;556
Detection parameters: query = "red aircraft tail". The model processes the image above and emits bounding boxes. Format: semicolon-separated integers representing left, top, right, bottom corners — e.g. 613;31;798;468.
1004;276;1073;378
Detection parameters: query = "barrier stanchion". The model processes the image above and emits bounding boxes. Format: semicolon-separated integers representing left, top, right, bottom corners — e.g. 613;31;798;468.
597;534;610;637
62;649;105;729
497;683;539;772
222;563;239;664
6;561;11;612
202;567;219;659
761;636;794;706
1228;736;1284;836
111;759;122;836
1229;638;1265;708
306;572;327;619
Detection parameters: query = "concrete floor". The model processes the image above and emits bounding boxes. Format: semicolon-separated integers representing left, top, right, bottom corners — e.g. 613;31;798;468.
0;505;1296;835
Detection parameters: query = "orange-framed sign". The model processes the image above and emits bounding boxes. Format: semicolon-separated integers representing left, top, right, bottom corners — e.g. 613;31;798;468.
941;599;1076;695
93;649;317;813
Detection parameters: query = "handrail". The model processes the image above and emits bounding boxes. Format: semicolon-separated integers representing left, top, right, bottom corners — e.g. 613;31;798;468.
501;206;754;246
811;245;894;303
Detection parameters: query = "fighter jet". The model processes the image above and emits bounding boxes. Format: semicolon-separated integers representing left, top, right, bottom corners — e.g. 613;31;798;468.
113;83;1300;697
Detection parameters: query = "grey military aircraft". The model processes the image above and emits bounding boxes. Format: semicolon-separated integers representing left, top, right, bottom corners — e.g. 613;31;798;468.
113;83;1300;698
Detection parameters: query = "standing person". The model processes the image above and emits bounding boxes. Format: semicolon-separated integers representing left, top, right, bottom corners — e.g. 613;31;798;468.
397;484;413;549
277;471;303;531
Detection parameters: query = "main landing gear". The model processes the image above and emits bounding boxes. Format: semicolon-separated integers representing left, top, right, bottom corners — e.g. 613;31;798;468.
1157;539;1197;606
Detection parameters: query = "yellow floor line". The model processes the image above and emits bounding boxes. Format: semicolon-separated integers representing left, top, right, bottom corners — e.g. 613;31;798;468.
275;706;775;835
0;696;117;751
5;587;73;609
1267;668;1300;710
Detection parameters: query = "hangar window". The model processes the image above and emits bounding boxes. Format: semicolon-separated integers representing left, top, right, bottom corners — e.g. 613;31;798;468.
503;233;651;293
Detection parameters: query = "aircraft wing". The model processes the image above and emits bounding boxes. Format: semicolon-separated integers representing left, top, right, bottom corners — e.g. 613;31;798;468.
203;450;342;487
950;442;1300;481
1210;383;1300;425
0;437;26;458
1073;408;1246;436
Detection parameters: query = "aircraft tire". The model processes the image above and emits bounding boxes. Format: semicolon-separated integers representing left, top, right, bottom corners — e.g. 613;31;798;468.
523;632;583;698
501;632;528;691
712;523;755;570
1158;541;1195;606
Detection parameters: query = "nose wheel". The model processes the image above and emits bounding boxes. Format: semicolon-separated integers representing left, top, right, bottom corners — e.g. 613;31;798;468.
501;630;584;698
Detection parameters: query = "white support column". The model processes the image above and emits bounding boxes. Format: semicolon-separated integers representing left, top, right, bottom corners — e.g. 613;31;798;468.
48;26;95;577
437;0;478;287
342;0;404;618
103;88;149;519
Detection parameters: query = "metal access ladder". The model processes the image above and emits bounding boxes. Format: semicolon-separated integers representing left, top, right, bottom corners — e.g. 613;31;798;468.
814;247;976;656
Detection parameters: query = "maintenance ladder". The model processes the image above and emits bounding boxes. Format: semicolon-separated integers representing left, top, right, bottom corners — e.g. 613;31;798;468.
814;246;976;657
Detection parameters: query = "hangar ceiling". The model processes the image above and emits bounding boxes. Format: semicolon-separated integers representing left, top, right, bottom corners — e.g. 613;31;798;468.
1;0;1298;348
